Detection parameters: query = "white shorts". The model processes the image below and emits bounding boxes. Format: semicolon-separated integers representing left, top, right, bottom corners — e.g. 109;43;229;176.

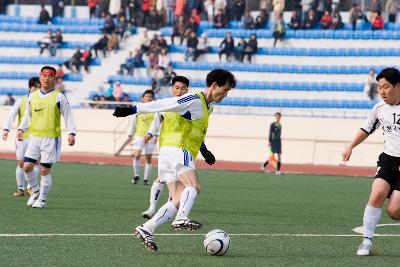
133;136;156;155
15;139;29;161
25;135;61;164
158;146;196;183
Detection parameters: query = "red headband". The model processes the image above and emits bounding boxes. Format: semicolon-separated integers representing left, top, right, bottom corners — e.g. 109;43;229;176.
41;69;56;76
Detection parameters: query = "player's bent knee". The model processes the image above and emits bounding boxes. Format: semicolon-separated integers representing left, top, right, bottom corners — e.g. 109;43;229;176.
369;193;387;206
194;184;201;194
387;207;400;221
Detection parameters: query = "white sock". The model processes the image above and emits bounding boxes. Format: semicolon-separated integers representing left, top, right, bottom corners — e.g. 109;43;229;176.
25;170;39;192
363;204;382;239
149;181;164;211
175;186;197;220
144;163;152;182
143;201;177;233
133;159;140;177
39;174;52;201
28;165;40;189
16;166;25;190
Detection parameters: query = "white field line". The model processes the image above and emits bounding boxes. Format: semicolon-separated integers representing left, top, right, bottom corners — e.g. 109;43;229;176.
0;233;400;237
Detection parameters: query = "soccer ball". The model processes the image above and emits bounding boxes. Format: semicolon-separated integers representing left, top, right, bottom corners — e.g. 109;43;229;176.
203;229;231;256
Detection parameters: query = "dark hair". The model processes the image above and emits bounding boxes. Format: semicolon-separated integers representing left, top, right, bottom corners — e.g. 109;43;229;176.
142;89;155;98
40;66;56;73
275;112;282;116
376;67;400;86
206;69;236;88
172;76;190;87
28;77;40;88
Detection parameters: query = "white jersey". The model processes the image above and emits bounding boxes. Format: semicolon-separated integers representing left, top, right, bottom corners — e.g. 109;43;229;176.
18;89;77;135
2;98;23;131
127;114;137;137
362;100;400;157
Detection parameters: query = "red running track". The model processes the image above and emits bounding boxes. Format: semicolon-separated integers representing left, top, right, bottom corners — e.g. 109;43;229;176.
0;151;374;177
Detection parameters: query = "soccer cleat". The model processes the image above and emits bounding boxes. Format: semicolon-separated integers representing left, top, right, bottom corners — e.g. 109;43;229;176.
357;239;372;256
25;188;32;196
132;176;139;185
143;180;149;186
141;209;155;219
134;225;157;251
275;171;282;175
32;199;46;209
260;164;265;172
13;189;25;197
27;191;39;206
172;218;202;231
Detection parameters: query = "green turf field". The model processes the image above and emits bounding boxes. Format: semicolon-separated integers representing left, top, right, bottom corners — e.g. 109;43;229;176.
0;159;399;266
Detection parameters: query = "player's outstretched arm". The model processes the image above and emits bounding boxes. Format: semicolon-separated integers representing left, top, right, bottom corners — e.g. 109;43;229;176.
342;129;369;162
200;144;216;165
113;106;136;117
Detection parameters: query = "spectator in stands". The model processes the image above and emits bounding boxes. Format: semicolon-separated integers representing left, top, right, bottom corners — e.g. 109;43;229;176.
300;0;314;22
194;32;210;61
4;93;15;106
273;16;285;47
303;9;317;29
81;47;93;73
103;14;115;34
254;9;268;29
386;0;398;23
213;9;227;28
349;3;368;31
371;11;384;30
113;81;124;101
51;0;64;18
225;0;235;21
244;33;258;62
119;50;135;75
218;31;235;61
171;16;186;44
55;77;65;94
38;4;51;24
109;0;121;17
158;48;171;69
106;81;115;100
142;0;150;26
140;30;151;52
235;37;246;62
147;52;159;76
91;95;101;109
164;0;176;26
163;64;177;85
92;32;109;57
88;0;99;18
320;10;333;29
186;8;201;33
259;0;271;22
149;33;161;53
273;0;285;20
288;10;301;30
64;47;83;73
184;30;198;61
127;0;140;25
369;0;382;19
158;35;168;52
98;95;109;108
147;7;162;30
38;29;53;55
108;32;120;53
204;0;215;21
48;29;63;57
214;0;227;12
234;0;246;21
56;64;64;79
331;10;343;29
151;65;166;92
242;11;254;29
365;69;378;100
115;16;128;39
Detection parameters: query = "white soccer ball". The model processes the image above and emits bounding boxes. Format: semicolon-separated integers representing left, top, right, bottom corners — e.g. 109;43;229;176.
203;229;231;256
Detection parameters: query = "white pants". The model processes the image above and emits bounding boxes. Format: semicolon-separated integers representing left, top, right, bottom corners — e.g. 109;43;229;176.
25;135;61;163
158;146;196;183
133;136;156;155
15;139;29;161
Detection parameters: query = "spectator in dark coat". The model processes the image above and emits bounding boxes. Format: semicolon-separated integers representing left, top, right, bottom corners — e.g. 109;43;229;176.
243;33;258;62
64;48;83;72
38;4;51;24
303;9;317;29
213;9;227;28
288;10;301;30
184;30;198;61
331;10;343;29
218;32;235;61
146;8;162;30
242;11;254;29
92;32;109;57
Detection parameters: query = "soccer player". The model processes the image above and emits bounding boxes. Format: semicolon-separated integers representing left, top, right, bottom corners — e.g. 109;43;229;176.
141;76;216;219
261;112;282;174
113;69;235;251
342;67;400;256
128;90;157;185
17;66;77;208
2;77;41;196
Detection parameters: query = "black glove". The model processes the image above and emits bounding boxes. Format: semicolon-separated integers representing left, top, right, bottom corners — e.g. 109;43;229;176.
113;106;134;117
200;146;215;165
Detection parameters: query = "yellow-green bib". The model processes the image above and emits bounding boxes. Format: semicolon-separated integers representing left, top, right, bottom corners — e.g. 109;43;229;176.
29;89;61;138
135;113;154;137
18;96;30;139
159;92;210;158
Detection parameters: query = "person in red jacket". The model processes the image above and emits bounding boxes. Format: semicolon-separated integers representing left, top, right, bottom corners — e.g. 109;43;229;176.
371;11;384;30
320;10;333;29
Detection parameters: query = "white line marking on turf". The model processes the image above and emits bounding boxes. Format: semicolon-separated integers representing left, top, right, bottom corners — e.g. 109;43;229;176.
0;233;399;237
352;223;400;235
